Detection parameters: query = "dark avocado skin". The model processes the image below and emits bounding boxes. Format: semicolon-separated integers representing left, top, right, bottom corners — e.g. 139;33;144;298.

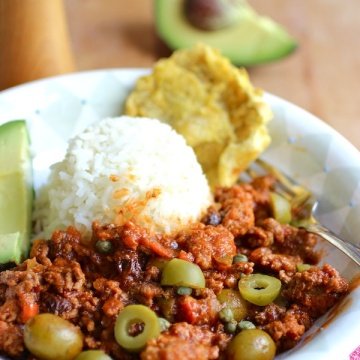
155;0;297;66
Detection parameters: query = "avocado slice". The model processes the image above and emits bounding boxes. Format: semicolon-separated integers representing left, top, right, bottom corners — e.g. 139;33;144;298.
0;233;22;264
0;120;33;264
155;0;297;66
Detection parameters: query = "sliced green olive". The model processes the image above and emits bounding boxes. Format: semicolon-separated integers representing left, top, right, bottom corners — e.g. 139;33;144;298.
114;304;160;352
269;192;291;224
217;289;247;321
161;258;205;289
75;350;112;360
24;313;83;360
227;329;276;360
290;218;311;228
296;263;311;272
238;274;281;306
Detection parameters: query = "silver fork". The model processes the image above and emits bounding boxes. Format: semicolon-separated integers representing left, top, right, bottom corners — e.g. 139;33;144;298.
246;159;360;266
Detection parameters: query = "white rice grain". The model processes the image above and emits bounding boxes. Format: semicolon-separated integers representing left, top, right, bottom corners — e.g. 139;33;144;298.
34;116;212;238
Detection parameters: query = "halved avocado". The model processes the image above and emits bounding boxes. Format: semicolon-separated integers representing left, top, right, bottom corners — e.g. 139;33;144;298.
0;120;33;263
155;0;297;66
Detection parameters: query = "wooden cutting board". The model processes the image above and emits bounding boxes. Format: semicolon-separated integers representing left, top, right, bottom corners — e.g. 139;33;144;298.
6;0;360;149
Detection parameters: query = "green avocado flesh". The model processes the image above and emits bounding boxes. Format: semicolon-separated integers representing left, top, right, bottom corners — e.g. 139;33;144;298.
0;233;21;264
0;120;33;264
155;0;297;66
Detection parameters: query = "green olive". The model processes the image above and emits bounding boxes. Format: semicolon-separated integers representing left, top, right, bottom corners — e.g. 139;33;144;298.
114;304;160;352
296;263;311;272
161;258;205;289
227;329;276;360
75;350;112;360
217;289;247;321
238;274;281;306
24;313;83;360
269;192;291;224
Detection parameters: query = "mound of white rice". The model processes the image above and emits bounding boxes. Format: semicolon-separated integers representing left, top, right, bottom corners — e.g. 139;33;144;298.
34;116;212;238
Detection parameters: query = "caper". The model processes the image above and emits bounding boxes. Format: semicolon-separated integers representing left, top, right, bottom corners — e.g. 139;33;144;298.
227;329;276;360
24;313;83;360
158;317;171;332
176;286;193;296
238;320;256;330
225;320;238;334
95;240;113;254
233;254;248;264
238;274;281;306
114;304;160;352
219;307;234;323
161;258;205;289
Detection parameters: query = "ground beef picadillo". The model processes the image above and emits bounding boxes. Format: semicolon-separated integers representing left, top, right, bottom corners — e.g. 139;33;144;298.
0;176;349;359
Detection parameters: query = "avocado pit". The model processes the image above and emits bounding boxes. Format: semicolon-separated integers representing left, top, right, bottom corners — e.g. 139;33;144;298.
184;0;244;31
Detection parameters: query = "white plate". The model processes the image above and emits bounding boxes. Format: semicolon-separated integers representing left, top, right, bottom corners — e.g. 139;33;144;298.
0;69;360;359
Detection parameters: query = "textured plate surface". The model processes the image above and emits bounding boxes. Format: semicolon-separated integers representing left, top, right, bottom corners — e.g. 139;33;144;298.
0;69;359;359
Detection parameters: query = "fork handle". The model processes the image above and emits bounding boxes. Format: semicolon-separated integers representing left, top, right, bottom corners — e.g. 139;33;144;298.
306;223;360;266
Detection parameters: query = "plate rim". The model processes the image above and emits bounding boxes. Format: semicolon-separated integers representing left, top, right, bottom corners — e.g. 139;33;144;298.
0;68;360;360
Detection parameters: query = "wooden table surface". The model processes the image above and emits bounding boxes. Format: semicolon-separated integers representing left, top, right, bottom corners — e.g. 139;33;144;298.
64;0;360;149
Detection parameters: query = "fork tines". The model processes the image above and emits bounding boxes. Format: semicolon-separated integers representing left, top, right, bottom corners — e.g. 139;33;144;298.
244;158;312;208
